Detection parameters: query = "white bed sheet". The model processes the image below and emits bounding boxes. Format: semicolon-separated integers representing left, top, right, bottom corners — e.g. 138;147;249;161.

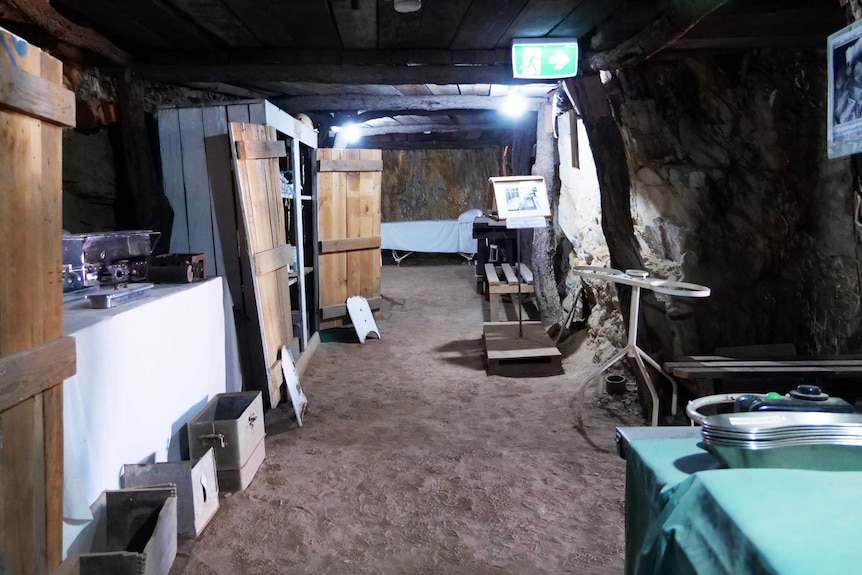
380;209;481;255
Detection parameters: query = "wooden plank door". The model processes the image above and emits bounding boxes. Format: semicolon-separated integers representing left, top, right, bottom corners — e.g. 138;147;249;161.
0;28;77;574
229;122;292;409
317;149;382;325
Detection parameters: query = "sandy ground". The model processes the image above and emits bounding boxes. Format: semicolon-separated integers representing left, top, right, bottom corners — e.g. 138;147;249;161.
172;262;644;575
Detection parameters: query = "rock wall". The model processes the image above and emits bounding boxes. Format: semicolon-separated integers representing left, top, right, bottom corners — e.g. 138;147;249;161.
558;49;862;358
62;66;239;233
557;110;628;361
381;149;500;222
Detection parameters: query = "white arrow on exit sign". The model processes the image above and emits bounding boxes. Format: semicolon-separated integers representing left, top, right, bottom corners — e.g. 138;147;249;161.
549;50;570;71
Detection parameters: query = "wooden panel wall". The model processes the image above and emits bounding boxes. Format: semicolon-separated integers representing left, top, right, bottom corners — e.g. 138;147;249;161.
156;99;267;281
0;28;76;575
317;149;382;326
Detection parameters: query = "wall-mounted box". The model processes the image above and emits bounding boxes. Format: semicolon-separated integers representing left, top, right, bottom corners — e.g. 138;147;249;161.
122;448;219;538
78;487;177;575
187;392;266;491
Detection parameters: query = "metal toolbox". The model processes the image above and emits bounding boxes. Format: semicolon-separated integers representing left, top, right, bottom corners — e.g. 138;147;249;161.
215;437;266;492
78;486;177;575
122;449;219;538
187;392;266;491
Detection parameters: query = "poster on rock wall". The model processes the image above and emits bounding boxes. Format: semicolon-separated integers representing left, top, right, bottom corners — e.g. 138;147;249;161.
829;21;862;159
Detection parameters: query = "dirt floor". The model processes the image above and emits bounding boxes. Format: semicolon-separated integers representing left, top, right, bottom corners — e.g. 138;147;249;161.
171;262;646;575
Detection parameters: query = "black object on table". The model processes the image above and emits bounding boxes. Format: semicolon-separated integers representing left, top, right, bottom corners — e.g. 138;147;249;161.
472;216;518;294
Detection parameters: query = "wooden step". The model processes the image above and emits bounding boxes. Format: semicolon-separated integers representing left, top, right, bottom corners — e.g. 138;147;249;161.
484;321;563;377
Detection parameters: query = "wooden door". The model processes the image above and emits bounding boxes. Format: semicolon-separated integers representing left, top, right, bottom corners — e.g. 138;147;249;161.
317;149;382;326
229;122;293;409
0;28;77;574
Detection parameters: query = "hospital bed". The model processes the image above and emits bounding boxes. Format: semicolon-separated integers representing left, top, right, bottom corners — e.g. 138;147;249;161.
381;208;484;264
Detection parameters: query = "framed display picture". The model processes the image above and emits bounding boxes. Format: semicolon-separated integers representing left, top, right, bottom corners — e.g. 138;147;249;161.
486;175;551;221
828;21;862;159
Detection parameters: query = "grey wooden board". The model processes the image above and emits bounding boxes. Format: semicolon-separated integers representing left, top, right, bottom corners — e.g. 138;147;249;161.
248;102;266;124
122;449;220;538
226;104;250;124
203;106;231;282
178;107;217;274
157;109;190;253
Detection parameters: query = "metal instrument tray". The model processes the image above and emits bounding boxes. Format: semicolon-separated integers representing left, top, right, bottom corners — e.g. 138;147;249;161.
86;283;154;309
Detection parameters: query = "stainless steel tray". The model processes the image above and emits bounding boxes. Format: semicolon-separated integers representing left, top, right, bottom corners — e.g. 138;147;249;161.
86;283;153;309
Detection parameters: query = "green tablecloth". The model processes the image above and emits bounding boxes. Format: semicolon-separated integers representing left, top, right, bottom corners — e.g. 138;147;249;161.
626;437;862;575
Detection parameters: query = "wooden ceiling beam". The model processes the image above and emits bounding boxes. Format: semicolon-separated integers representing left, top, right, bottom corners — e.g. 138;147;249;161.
0;0;130;63
359;139;506;150
587;0;731;71
353;122;511;137
671;6;845;51
275;95;543;113
137;62;528;86
146;48;511;66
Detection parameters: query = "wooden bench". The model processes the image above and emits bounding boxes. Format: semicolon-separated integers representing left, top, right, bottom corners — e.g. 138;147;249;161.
663;356;862;396
485;262;534;322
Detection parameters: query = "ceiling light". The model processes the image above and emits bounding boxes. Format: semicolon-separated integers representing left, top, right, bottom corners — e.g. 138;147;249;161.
341;123;362;144
393;0;421;13
501;93;528;118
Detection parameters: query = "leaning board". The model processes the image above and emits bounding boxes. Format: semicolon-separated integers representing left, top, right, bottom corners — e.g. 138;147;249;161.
229;122;292;409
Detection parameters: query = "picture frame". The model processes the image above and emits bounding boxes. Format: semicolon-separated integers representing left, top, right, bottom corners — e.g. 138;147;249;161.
828;21;862;159
486;175;551;221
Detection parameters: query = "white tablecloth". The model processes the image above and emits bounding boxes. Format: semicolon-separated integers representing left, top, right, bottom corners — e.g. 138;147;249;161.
61;277;240;555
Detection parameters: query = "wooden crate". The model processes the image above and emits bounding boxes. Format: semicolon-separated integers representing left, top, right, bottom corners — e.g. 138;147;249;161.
0;26;77;574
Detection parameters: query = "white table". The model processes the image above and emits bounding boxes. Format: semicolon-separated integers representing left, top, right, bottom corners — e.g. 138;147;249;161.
572;266;710;426
61;278;240;556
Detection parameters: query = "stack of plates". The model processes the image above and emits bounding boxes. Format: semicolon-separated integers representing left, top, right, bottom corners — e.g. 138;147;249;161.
701;411;862;471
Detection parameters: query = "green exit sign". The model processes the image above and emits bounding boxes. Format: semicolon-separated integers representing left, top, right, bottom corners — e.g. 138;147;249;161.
511;38;579;79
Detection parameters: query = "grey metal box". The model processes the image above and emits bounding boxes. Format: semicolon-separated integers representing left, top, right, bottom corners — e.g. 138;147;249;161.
187;392;265;472
79;487;178;575
215;436;266;492
122;448;219;538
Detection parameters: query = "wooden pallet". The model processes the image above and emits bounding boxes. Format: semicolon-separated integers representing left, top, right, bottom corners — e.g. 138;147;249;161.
485;263;534;322
484;321;563;377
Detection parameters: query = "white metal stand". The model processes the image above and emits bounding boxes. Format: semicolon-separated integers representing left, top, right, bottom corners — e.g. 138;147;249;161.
572;266;711;426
